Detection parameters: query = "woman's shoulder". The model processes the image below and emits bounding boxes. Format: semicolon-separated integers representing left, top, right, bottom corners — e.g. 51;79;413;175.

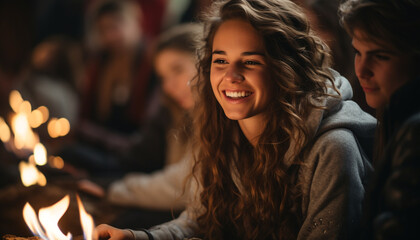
302;127;372;182
310;127;363;161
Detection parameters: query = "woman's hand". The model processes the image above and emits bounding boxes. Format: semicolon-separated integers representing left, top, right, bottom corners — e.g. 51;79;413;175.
94;224;134;240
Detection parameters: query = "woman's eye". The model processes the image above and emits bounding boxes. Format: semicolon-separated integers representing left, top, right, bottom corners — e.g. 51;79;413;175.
244;60;261;65
213;59;227;64
374;54;390;61
353;48;361;56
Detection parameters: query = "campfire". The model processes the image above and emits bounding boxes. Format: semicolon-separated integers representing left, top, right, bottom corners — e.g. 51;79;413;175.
23;195;94;240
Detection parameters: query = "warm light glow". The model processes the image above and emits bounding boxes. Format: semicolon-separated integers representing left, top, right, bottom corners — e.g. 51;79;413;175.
37;171;47;186
47;118;59;138
77;195;95;240
19;101;32;116
38;195;72;240
57;118;70;136
47;118;71;138
19;161;47;187
9;90;23;113
37;106;49;124
12;113;38;150
49;156;65;169
23;203;48;240
34;143;47;166
0;117;11;142
29;109;44;128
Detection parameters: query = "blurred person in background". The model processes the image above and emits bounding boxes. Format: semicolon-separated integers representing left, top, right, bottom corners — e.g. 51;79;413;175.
78;23;201;228
340;0;420;239
59;0;162;175
81;0;155;135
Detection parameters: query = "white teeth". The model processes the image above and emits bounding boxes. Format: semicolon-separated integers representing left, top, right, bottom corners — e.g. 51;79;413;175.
225;91;251;98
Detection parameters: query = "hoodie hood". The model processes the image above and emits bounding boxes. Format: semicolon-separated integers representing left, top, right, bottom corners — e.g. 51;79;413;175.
309;69;377;160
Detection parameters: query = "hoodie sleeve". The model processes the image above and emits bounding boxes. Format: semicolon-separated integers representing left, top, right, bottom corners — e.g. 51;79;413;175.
107;156;192;210
297;128;372;240
129;209;200;240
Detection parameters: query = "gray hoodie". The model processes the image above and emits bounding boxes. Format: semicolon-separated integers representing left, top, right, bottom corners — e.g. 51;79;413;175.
131;71;377;240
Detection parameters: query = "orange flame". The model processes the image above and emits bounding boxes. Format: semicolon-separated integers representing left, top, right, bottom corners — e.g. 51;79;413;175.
23;195;95;240
23;195;72;240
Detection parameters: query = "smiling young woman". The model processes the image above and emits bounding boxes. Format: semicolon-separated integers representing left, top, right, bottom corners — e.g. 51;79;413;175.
95;0;376;239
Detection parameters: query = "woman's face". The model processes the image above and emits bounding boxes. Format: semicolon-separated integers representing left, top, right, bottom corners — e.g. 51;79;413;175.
96;12;141;51
97;14;126;50
155;49;195;110
210;19;272;121
352;29;419;109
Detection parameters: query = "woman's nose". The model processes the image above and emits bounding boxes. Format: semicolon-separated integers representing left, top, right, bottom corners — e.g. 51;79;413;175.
224;65;244;82
355;57;374;81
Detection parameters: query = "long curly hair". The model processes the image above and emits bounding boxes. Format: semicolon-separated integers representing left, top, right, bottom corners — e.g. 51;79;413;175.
191;0;336;239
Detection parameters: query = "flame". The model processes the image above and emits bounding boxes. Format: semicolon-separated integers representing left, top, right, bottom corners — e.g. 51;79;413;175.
39;195;72;240
77;195;95;240
23;195;72;240
34;143;47;166
23;195;95;240
23;203;48;240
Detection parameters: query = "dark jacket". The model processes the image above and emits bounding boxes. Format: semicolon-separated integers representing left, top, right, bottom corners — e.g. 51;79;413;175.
365;77;420;240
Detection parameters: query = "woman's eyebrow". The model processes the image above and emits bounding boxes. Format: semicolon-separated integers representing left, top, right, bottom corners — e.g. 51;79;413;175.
212;50;265;56
212;50;225;55
242;51;265;56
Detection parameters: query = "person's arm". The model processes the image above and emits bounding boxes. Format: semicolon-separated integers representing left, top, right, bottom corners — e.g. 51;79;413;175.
107;156;192;210
297;129;372;240
131;209;200;240
95;203;201;240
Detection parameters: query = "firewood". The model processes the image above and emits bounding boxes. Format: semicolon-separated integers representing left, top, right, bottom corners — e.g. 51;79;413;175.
2;234;41;240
